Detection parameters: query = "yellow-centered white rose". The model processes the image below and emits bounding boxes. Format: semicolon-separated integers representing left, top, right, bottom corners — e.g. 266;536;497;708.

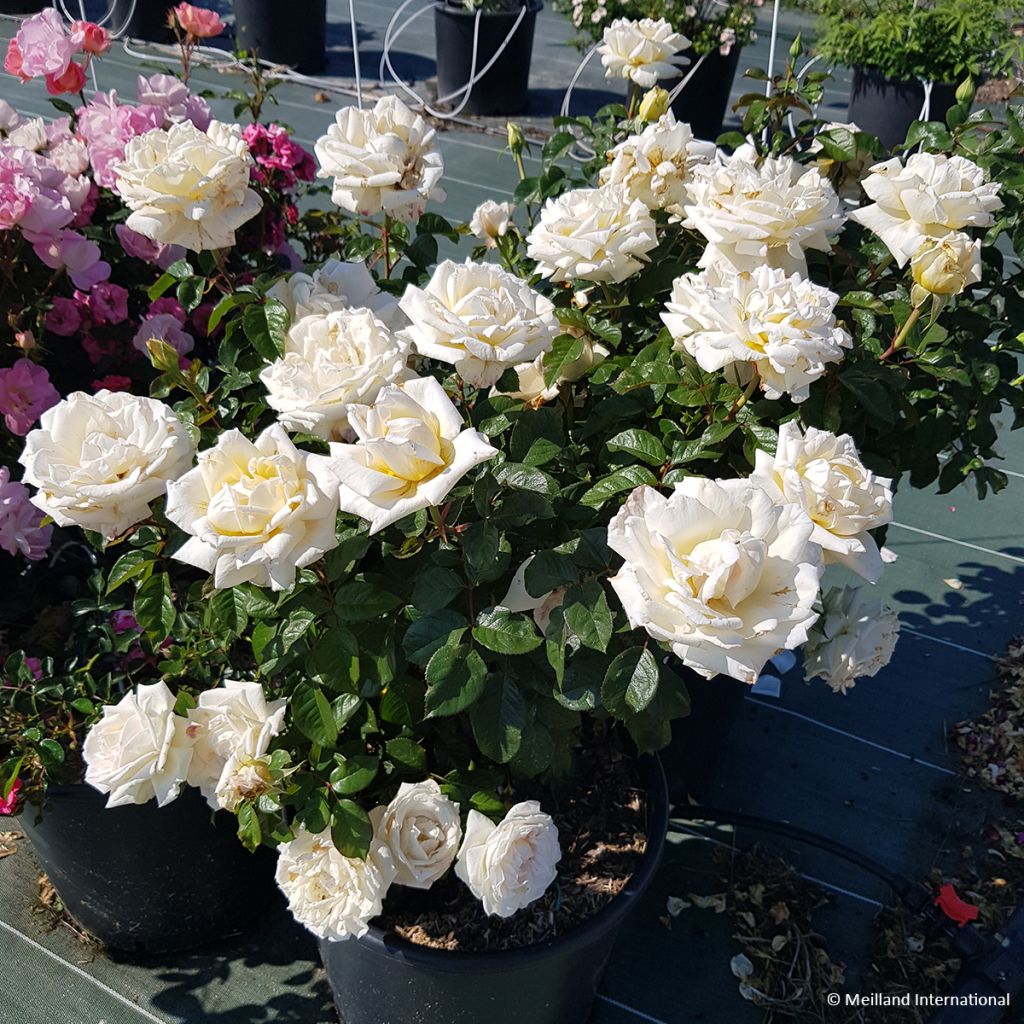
113;120;263;251
19;390;195;541
398;259;560;387
910;231;981;305
469;200;513;247
607;479;823;684
165;423;340;591
327;376;498;535
750;421;893;583
267;259;399;325
598;17;690;88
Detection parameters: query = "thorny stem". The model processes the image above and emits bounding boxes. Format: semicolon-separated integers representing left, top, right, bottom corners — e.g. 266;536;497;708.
881;304;924;360
381;215;393;278
726;370;760;421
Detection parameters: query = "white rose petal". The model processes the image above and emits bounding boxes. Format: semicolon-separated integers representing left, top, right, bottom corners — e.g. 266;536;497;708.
276;825;396;941
370;780;461;890
113;120;263;251
607;479;823;684
499;556;567;633
315;96;445;220
83;681;195;808
683;143;844;275
261;308;414;441
469;199;513;246
751;421;893;583
849;152;1002;266
454;802;561;918
803;585;900;693
526;183;658;284
165;423;340;591
495;336;609;405
267;259;399;325
19;390;195;541
661;265;852;403
398;259;560;387
186;680;287;811
598;17;690;88
327;376;498;535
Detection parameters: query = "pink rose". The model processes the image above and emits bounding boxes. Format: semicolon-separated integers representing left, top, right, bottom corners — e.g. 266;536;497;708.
45;60;86;96
88;282;129;325
32;229;110;291
77;91;163;189
0;359;59;435
133;312;194;357
190;301;216;337
70;20;111;55
4;39;28;82
111;609;141;633
44;296;82;336
0;778;21;815
0;467;52;561
92;374;133;393
172;2;224;38
14;9;80;79
81;334;117;365
148;296;186;322
135;73;212;131
115;223;187;270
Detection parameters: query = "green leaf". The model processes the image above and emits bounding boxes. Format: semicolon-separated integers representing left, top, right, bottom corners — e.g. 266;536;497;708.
332;581;402;621
555;656;601;711
379;676;424;727
210;588;249;638
403;610;467;666
470;678;526;763
542;335;586;388
510;717;555;777
424;644;487;717
411;567;463;613
472;607;543;654
134;572;175;637
579;466;657;508
462;522;503;585
106;550;154;594
494;462;560;497
330;755;379;795
38;739;65;770
524;551;578;596
165;259;194;280
243;300;289;361
279;607;317;652
308;627;360;691
236;801;262;851
292;682;339;745
607;429;667;467
385;737;427;773
601;648;660;716
561;581;614;653
331;799;373;859
176;276;205;313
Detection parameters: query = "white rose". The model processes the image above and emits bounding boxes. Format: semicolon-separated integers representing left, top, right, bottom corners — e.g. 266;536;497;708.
267;259;399;325
261;308;414;441
661;265;852;403
526;183;658;284
276;825;396;941
113;120;263;251
454;802;561;918
750;421;893;583
607;480;822;683
683;143;844;275
315;96;445;220
7;117;47;152
803;585;899;694
469;199;513;246
495;334;609;406
83;681;195;808
598;113;715;218
370;780;461;889
499;556;567;633
910;231;982;304
849;152;1002;266
398;259;560;387
164;423;340;591
598;17;690;88
185;680;287;811
327;376;498;535
19;390;196;541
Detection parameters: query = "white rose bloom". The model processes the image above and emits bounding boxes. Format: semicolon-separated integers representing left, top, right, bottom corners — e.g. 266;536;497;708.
849;152;1002;266
83;682;195;808
315;96;445;220
164;423;340;591
469;199;513;246
661;265;852;403
803;585;900;694
266;259;399;325
186;680;287;811
750;421;893;583
526;183;658;284
327;376;498;535
599;113;715;218
496;336;610;406
19;390;195;542
113;120;263;251
276;825;396;941
910;231;982;304
370;780;461;890
7;117;47;151
454;802;561;918
261;308;413;441
683;143;844;275
598;17;690;88
607;480;823;683
398;260;560;388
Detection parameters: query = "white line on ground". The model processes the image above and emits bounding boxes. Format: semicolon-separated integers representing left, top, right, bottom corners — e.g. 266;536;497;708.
0;917;169;1024
901;627;995;661
889;522;1024;565
594;994;672;1024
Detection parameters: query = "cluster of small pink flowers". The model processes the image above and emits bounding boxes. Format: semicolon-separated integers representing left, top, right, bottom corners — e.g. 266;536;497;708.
242;123;316;191
3;9;108;97
0;359;59;436
0;465;52;561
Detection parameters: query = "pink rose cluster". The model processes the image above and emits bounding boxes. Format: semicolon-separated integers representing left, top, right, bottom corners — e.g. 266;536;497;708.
0;359;58;436
240;123;314;250
0;465;53;561
3;9;109;97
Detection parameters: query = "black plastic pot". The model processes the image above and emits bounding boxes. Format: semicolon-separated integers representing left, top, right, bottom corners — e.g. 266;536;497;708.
20;784;274;955
232;0;327;74
847;66;958;150
660;670;749;802
320;756;668;1024
668;45;742;141
434;0;541;116
108;0;175;42
0;0;48;15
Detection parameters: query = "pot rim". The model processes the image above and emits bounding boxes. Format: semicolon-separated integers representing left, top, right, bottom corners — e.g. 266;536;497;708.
435;0;543;17
325;754;669;971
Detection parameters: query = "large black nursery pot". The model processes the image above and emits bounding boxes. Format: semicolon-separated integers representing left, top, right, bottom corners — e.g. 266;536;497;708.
669;44;742;141
433;0;541;116
20;784;274;955
847;65;958;150
232;0;327;74
320;756;669;1024
0;0;49;16
109;0;175;43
